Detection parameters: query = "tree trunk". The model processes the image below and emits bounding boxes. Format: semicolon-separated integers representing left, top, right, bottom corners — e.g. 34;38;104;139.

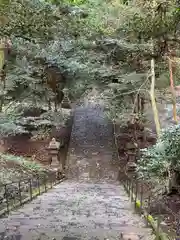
150;58;161;137
149;0;161;137
140;96;145;114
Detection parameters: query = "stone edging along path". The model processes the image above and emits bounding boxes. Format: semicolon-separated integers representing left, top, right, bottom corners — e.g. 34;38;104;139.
112;120;169;240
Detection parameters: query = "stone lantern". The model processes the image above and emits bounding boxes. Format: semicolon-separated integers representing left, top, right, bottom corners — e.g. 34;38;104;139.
126;141;137;172
47;138;60;167
61;88;71;109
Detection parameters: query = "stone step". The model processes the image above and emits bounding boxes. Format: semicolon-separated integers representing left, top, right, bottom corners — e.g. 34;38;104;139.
0;101;154;240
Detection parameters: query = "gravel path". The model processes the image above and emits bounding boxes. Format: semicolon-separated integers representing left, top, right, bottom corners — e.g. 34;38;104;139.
0;101;154;240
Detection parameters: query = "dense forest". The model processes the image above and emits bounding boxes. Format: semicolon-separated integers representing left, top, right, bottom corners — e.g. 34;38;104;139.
1;0;180;218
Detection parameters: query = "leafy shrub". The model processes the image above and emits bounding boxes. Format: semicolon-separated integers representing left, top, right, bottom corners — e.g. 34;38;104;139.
0;112;27;137
0;153;46;184
0;153;44;171
137;124;180;181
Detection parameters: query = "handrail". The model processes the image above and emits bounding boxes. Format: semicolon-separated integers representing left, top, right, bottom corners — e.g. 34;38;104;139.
0;170;66;217
113;119;177;240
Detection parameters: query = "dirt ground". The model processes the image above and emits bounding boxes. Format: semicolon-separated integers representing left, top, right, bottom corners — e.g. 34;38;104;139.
0;123;72;164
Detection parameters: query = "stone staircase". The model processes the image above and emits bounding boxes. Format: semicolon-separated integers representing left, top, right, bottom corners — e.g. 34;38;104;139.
0;181;153;240
0;100;154;240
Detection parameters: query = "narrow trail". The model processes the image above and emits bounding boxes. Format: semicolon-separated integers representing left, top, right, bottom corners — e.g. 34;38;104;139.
0;100;153;240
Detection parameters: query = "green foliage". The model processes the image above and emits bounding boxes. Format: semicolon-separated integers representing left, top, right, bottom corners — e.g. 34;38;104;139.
0;112;27;136
104;71;148;120
0;0;143;112
49;0;87;5
0;0;56;40
0;100;72;137
0;153;44;171
0;153;46;184
40;109;71;126
137;124;180;180
2;0;180;187
121;1;178;41
1;0;180;123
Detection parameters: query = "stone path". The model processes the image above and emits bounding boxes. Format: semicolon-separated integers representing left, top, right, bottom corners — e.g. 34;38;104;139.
0;100;154;240
66;102;119;182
